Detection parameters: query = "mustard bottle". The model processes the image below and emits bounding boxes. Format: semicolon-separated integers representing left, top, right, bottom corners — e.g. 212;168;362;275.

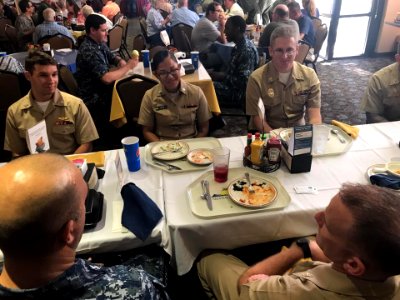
250;132;264;165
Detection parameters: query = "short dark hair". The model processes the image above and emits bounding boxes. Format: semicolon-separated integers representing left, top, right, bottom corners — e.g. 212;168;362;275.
85;13;106;33
206;1;222;16
19;0;30;13
339;183;400;277
226;15;246;34
25;49;57;73
151;49;178;70
287;1;301;13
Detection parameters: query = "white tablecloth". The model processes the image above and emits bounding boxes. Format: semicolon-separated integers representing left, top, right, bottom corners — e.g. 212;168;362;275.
162;123;400;275
77;149;165;255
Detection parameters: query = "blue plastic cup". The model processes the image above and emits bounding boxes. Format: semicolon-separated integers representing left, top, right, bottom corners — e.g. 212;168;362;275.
191;51;199;70
122;136;141;172
142;49;150;68
0;52;7;57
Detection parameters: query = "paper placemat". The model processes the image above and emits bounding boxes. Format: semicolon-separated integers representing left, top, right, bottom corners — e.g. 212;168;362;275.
145;137;222;173
187;167;291;219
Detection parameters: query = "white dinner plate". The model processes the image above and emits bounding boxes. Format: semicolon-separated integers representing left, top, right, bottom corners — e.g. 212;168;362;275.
187;148;213;165
150;141;189;161
228;176;277;209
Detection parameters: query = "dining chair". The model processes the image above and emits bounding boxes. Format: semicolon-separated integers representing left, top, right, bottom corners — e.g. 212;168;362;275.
119;17;130;58
171;23;193;53
132;34;146;60
58;64;78;96
305;23;328;72
311;17;322;34
116;74;158;145
113;11;123;25
139;16;149;43
107;24;124;58
38;34;74;50
4;24;19;53
0;70;30;162
0;17;12;47
295;41;311;64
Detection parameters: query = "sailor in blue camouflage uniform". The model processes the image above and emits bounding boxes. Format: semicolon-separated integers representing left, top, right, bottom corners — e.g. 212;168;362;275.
0;153;169;300
75;14;138;148
211;15;258;109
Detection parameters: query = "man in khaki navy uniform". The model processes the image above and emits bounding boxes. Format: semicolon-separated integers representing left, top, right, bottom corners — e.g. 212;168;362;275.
361;44;400;123
138;50;212;142
197;183;400;299
4;50;98;157
246;25;321;133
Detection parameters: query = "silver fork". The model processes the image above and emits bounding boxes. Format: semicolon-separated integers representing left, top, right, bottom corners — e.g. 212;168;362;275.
245;172;255;193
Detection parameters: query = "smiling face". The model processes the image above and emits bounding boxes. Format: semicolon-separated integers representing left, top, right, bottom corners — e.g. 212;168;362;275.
269;36;298;73
154;56;181;92
25;64;58;101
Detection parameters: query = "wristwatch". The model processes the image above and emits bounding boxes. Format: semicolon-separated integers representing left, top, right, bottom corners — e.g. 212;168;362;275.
296;238;311;258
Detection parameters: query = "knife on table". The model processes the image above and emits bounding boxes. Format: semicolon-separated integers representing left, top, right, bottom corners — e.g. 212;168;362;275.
202;180;213;211
153;160;182;170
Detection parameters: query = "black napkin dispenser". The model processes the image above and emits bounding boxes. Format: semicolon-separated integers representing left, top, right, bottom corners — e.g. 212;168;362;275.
84;189;104;229
182;62;195;74
281;143;312;173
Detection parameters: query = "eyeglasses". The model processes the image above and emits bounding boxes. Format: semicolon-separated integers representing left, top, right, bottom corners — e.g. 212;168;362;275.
157;68;180;78
272;48;296;56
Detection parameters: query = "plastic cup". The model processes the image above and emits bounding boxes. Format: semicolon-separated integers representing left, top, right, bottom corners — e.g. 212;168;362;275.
190;51;199;70
213;147;230;182
0;52;6;57
142;49;150;68
121;136;141;172
312;125;330;155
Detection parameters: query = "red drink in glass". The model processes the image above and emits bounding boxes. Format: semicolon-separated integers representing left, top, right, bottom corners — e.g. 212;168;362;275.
214;165;228;182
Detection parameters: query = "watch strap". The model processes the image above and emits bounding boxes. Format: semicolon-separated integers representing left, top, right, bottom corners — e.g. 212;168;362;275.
296;238;312;258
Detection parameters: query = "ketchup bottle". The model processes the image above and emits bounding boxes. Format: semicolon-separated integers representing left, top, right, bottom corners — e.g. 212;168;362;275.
266;136;282;164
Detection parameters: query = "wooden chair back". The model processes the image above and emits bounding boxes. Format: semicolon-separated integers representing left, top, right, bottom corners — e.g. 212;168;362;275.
39;34;74;50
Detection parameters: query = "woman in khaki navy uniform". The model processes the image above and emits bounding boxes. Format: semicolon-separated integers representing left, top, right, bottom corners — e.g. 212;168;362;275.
246;25;321;133
138;50;212;143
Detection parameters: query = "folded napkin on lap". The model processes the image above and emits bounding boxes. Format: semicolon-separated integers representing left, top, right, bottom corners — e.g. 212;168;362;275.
370;174;400;190
331;120;359;139
121;183;163;241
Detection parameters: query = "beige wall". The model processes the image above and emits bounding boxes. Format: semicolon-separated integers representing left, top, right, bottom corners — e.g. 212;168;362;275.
376;0;400;53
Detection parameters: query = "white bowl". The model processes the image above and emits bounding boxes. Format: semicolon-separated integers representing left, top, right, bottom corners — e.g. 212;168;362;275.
386;162;400;177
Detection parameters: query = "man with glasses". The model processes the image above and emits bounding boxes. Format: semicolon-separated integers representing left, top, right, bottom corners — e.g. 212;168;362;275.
138;50;212;142
246;25;321;133
191;1;226;68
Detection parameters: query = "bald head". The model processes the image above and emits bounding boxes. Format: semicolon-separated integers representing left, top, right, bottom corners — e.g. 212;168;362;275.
0;154;87;257
43;7;56;22
273;4;289;21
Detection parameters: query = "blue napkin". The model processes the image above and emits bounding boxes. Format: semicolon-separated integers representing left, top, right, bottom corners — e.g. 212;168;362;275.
121;183;163;241
370;174;400;190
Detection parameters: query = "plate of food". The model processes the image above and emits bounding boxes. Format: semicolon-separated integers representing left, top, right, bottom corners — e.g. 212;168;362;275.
386;162;400;177
150;141;189;160
187;148;213;165
228;176;278;208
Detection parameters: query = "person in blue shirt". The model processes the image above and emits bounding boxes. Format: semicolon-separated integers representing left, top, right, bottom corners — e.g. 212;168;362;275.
170;0;199;27
288;1;315;47
33;8;76;44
